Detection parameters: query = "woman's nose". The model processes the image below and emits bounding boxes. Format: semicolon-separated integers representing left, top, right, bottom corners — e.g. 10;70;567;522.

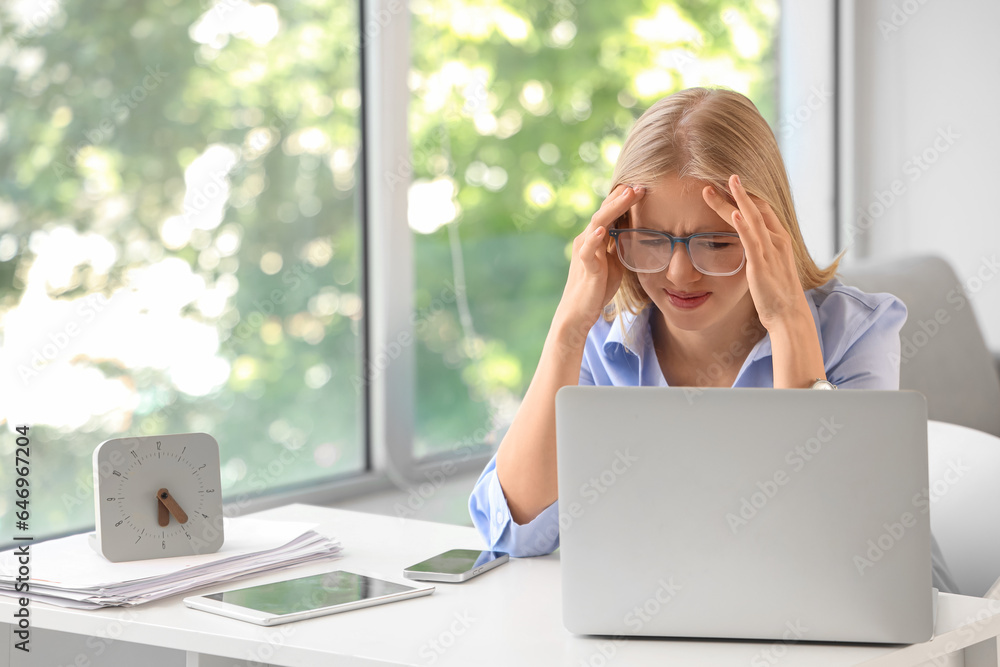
665;243;701;283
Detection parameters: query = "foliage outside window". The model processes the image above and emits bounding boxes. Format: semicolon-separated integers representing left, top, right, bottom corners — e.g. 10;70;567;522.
408;0;779;457
0;0;364;544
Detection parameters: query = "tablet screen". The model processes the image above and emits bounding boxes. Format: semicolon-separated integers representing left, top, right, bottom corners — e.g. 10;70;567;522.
205;570;417;616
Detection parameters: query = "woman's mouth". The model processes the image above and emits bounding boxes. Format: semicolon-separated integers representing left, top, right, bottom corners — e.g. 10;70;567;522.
665;289;711;310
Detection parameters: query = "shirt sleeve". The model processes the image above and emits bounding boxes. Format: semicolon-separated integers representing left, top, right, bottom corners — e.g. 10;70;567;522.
824;293;908;390
468;453;561;557
579;350;595;385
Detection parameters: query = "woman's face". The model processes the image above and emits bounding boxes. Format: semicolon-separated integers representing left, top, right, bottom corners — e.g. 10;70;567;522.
629;173;755;334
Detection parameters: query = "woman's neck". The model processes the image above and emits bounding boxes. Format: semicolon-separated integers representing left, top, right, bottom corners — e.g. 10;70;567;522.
650;296;767;386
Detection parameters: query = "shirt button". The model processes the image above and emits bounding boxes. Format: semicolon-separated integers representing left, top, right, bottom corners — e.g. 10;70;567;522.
495;510;504;524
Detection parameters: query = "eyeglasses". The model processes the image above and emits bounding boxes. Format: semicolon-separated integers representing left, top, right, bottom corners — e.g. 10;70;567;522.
607;228;746;276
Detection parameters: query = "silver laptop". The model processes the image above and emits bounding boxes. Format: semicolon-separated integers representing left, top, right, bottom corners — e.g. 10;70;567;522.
554;386;934;643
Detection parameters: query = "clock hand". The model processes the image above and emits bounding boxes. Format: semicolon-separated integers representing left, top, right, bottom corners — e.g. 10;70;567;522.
156;488;189;525
157;494;169;527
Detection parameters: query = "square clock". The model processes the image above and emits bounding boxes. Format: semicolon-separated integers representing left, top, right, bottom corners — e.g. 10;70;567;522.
92;432;225;562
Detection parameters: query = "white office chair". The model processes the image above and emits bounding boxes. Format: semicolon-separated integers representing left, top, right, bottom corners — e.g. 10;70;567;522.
838;255;1000;437
928;421;1000;598
840;255;1000;597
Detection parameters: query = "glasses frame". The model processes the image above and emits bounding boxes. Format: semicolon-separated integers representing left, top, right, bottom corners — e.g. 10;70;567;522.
607;227;746;276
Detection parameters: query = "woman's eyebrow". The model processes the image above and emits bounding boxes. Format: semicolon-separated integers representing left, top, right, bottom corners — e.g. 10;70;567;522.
631;214;730;235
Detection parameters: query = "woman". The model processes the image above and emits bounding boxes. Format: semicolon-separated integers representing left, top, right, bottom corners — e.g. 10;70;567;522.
468;87;957;593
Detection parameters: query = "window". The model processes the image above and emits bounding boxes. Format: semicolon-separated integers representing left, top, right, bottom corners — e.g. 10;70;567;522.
0;0;797;547
408;1;780;457
0;0;364;544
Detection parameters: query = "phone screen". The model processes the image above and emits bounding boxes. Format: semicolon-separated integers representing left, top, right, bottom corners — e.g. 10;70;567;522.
407;549;504;575
205;570;418;616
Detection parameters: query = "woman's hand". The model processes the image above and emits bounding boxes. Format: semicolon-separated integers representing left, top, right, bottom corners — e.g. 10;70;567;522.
702;174;812;332
553;184;645;342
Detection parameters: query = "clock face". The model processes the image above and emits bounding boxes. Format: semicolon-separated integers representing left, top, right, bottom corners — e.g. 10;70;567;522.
93;433;225;562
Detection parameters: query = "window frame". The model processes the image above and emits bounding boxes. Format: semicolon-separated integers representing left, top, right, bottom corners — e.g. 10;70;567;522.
778;0;839;264
222;0;494;523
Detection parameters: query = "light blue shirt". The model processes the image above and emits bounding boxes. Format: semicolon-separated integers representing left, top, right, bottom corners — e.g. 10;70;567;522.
468;277;908;557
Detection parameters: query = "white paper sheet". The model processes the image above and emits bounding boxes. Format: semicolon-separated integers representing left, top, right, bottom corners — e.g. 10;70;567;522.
0;516;342;608
0;517;320;588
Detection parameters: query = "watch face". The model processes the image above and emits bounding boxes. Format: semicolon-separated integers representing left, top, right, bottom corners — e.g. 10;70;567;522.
93;433;225;562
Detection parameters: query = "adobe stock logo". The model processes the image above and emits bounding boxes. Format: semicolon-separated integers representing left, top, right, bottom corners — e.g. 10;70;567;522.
418;611;475;665
779;84;833;139
726;417;844;534
853;458;970;575
578;576;682;667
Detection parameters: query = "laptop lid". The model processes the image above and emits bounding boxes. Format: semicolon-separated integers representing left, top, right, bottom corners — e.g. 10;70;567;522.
554;386;933;643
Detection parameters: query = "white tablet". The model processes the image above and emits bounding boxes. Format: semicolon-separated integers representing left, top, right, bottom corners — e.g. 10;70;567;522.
183;569;435;626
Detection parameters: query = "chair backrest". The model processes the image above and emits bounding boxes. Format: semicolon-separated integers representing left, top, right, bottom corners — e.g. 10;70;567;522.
838;254;1000;437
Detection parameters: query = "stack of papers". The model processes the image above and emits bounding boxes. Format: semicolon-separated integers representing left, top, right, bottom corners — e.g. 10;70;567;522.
0;517;342;609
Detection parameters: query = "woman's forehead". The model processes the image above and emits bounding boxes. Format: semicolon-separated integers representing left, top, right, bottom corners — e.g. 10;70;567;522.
631;177;732;234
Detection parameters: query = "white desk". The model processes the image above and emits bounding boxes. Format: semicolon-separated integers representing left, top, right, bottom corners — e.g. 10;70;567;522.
3;503;1000;667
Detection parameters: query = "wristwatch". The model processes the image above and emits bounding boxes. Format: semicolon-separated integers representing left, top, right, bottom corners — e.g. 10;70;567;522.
810;378;837;390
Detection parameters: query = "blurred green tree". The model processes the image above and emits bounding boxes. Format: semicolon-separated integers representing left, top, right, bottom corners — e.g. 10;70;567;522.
408;0;778;453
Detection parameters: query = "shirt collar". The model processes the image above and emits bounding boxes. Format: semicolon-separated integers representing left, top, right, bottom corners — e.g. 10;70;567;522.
603;288;825;368
603;304;654;363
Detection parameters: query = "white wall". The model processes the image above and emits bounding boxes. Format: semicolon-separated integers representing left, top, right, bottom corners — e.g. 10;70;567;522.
843;0;1000;351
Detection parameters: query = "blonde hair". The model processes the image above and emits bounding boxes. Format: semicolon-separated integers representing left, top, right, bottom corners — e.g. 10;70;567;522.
606;87;840;324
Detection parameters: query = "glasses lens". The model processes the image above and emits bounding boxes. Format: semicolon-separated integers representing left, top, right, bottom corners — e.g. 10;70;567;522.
689;235;745;275
615;230;672;272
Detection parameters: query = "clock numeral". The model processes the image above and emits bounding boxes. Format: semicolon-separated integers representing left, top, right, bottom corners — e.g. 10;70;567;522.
130;450;137;459
115;520;123;527
156;441;161;450
184;532;191;539
112;470;121;477
205;489;215;493
106;497;114;502
162;540;166;550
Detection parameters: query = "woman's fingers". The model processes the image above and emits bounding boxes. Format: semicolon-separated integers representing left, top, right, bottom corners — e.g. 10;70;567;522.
701;182;759;253
728;174;759;223
588;184;645;233
702;184;739;226
725;174;768;253
728;174;793;253
601;182;629;207
748;196;785;238
729;174;785;235
576;182;646;276
578;225;607;273
703;177;785;260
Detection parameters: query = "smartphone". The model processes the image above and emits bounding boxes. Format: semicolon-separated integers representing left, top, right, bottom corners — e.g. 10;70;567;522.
183;569;434;626
403;548;509;583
